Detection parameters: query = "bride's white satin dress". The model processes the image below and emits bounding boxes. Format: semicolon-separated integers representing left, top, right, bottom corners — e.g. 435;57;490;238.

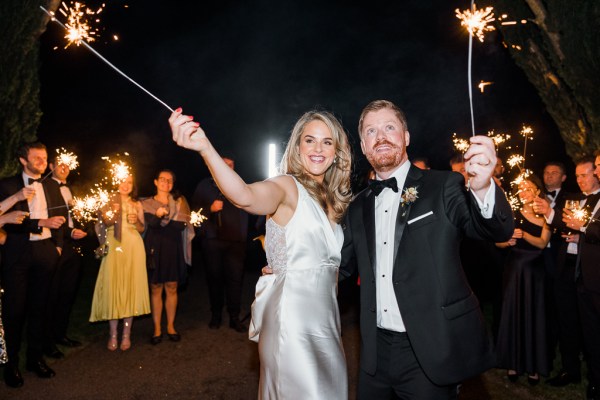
249;178;348;399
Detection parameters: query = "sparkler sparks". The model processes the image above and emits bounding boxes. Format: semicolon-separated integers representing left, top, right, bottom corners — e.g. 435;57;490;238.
455;4;496;43
572;208;589;223
189;209;208;227
487;131;511;148
452;134;470;153
55;148;79;170
58;1;104;48
507;155;525;169
478;81;493;92
70;187;110;224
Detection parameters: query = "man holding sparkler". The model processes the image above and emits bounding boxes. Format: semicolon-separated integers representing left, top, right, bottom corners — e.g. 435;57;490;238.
340;100;514;398
43;154;88;360
0;142;66;388
573;152;600;400
534;157;600;388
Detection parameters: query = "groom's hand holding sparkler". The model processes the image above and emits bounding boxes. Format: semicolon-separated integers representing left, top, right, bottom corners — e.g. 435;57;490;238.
463;135;497;199
169;108;209;154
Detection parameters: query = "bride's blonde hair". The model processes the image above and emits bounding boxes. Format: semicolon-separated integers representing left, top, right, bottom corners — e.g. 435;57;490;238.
279;111;352;222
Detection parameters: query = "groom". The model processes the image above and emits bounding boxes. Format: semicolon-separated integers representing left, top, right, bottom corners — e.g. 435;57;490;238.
340;100;514;399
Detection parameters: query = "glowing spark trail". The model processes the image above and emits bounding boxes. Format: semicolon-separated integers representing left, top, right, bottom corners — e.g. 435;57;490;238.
455;3;495;137
478;81;493;93
507;155;525;170
40;4;174;112
453;134;470;153
189;209;208;227
58;1;103;47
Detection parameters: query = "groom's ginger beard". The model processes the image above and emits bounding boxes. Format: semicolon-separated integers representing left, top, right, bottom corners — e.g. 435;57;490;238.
364;139;404;173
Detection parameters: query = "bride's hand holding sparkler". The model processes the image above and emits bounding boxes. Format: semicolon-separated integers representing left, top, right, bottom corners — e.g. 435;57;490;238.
169;108;209;154
463;135;496;197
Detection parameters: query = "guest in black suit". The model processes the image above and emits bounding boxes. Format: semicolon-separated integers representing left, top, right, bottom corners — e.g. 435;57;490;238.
534;157;599;387
192;156;249;332
43;155;88;359
340;100;514;399
0;142;66;388
539;162;572;380
561;153;600;400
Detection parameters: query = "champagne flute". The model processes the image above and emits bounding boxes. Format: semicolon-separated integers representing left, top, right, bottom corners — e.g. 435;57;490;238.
564;199;580;235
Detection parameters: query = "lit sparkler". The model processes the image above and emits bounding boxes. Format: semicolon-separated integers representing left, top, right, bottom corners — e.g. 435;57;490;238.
58;1;104;48
455;4;496;43
572;208;589;223
453;134;470;153
519;125;533;169
507;155;525;170
70;187;110;223
55;147;79;170
189;209;208;227
455;3;496;137
40;3;174;112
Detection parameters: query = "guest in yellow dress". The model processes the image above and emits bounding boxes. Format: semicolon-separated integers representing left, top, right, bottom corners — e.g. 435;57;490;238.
90;175;150;351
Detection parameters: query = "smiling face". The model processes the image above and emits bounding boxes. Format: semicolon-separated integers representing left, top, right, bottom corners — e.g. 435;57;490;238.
118;175;134;196
575;162;600;194
297;120;335;183
154;171;174;194
518;179;540;205
51;161;70;182
20;148;48;177
359;108;409;176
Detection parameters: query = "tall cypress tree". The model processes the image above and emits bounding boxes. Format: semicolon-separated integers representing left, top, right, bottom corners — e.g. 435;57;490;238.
0;0;59;177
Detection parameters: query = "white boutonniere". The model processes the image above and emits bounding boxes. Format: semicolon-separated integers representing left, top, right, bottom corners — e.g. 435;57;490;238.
401;187;419;205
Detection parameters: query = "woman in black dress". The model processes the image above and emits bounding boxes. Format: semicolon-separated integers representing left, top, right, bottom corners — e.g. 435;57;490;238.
496;174;551;384
141;170;194;344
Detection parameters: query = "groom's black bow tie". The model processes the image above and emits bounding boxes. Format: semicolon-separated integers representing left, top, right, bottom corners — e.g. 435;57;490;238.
368;177;398;196
28;178;42;185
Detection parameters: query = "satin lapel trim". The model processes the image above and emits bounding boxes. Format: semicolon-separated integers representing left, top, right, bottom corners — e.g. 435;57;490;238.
393;167;422;264
363;190;377;273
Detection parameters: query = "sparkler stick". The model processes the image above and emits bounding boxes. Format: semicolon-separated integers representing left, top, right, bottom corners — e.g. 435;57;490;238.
40;5;174;112
456;2;495;136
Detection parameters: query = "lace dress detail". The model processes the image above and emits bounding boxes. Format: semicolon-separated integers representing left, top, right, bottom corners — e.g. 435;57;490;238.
264;219;287;274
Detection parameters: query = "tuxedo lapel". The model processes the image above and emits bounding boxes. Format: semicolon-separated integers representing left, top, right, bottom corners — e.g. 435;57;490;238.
363;189;377;273
393;166;423;264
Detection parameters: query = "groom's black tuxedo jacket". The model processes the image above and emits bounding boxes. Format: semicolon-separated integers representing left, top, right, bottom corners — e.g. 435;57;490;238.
340;165;514;386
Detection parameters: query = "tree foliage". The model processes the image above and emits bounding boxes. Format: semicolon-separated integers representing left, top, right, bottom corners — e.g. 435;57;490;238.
491;0;600;159
0;0;59;177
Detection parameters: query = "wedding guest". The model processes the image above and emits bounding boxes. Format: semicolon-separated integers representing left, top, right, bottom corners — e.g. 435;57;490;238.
170;108;351;399
89;175;150;351
534;157;599;386
44;155;88;360
0;142;66;388
141;170;194;344
412;157;430;170
192;156;249;332
496;174;551;385
449;153;469;183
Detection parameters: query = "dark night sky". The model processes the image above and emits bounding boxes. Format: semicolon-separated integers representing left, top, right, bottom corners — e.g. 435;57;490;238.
37;0;571;198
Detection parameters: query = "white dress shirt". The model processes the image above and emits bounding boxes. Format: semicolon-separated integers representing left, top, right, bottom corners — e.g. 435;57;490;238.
374;162;496;332
22;172;51;241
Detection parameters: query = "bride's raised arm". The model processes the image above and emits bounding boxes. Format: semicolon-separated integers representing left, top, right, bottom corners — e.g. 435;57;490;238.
169;108;288;216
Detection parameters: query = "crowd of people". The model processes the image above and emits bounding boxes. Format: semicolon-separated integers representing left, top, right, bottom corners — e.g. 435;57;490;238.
0;100;599;400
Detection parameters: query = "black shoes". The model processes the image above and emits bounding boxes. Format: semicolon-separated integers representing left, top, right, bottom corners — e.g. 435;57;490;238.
209;315;222;329
229;318;247;333
546;371;581;387
150;334;163;345
25;359;56;379
44;344;65;359
3;365;24;388
56;336;82;347
167;332;181;342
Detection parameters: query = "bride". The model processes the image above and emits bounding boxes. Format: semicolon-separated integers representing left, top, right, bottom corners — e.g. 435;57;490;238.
169;108;352;399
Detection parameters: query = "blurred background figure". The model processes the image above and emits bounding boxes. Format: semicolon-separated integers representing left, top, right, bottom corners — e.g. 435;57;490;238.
142;169;194;345
449;153;469;184
192;156;249;332
411;157;430;170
